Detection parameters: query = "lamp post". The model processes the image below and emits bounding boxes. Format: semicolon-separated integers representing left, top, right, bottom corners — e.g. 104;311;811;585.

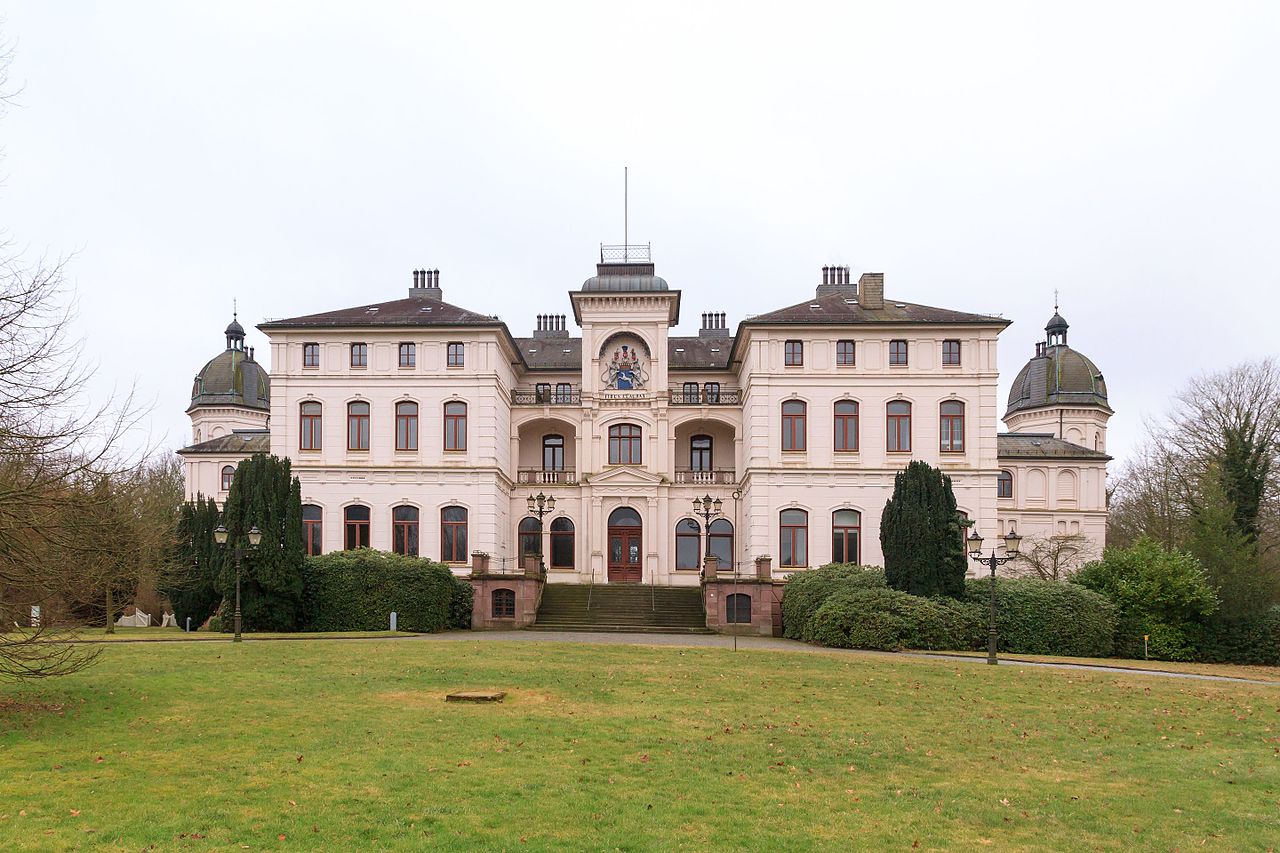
966;524;1022;665
526;492;556;568
692;494;724;558
213;523;262;642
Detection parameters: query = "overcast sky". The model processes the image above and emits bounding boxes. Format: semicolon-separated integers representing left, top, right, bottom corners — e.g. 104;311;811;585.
3;2;1279;467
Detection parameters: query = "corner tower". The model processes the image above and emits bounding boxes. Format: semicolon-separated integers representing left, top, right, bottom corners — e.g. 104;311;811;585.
187;312;271;444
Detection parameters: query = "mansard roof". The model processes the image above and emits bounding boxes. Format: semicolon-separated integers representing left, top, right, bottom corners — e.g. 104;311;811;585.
513;336;733;371
259;297;501;330
741;292;1010;327
515;337;582;370
177;430;272;456
996;433;1111;461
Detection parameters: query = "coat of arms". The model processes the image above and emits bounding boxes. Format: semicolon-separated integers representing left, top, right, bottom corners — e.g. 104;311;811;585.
603;344;646;390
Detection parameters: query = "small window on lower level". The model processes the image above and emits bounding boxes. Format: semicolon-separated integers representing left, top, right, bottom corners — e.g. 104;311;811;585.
726;593;752;624
492;588;515;618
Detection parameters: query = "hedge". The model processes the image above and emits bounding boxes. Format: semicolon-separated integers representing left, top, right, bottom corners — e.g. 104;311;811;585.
781;564;886;641
962;578;1118;658
301;550;472;632
809;587;985;652
1196;606;1280;666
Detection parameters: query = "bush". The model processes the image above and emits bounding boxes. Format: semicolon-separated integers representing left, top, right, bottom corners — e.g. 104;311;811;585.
301;550;472;633
1075;538;1218;660
781;564;885;641
1197;606;1280;665
962;578;1117;657
208;615;221;633
809;587;984;652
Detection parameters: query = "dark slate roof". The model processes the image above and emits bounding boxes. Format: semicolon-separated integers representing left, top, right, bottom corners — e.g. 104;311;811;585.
1006;344;1110;416
669;337;732;370
741;292;1010;327
515;337;582;370
259;297;500;329
189;349;270;412
996;433;1111;461
178;430;271;456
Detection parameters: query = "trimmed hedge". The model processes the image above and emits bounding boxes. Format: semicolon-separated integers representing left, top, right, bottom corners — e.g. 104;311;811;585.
301;550;472;633
809;587;985;652
1196;607;1280;665
962;578;1118;658
781;564;886;641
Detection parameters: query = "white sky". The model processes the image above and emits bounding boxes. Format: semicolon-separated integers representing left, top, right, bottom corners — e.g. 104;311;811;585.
3;2;1279;466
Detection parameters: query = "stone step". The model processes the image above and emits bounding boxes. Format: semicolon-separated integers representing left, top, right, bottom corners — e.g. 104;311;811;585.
535;583;708;634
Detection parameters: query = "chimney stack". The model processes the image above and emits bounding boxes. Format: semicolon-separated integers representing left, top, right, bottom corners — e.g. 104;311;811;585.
409;268;443;300
857;272;884;309
699;311;731;339
816;264;856;298
533;313;569;339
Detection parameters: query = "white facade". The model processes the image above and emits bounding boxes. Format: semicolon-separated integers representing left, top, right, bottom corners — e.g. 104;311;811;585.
181;257;1112;581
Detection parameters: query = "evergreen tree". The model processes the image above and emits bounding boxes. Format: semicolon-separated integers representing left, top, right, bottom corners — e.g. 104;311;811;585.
163;495;226;629
1188;466;1273;618
218;454;305;631
880;460;967;598
1219;415;1269;544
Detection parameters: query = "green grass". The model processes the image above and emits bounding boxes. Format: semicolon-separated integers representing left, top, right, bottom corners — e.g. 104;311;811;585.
62;627;419;642
1;639;1276;851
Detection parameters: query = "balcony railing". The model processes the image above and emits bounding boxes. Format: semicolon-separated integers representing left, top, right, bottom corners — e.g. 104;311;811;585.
517;469;577;485
669;388;740;406
673;469;736;485
512;387;581;406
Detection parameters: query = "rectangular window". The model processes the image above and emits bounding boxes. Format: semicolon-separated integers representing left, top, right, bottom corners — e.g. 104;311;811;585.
395;402;418;451
350;343;368;368
683;381;699;403
780;510;808;568
836;340;855;366
303;343;320;368
447;342;464;367
704;382;721;403
555;383;573;403
608;424;642;465
347;402;370;451
299;402;322;451
940;401;965;452
887;401;912;452
784;340;804;366
444;402;467;451
834;401;859;452
398;342;416;367
441;508;468;562
889;340;908;366
781;401;807;452
942;339;961;366
535;383;551;403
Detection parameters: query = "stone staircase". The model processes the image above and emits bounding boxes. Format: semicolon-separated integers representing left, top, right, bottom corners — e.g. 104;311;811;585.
531;583;712;634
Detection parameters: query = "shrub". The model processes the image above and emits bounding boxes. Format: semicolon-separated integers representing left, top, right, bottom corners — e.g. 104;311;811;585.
208;615;221;633
962;578;1117;658
809;587;984;652
1075;538;1218;660
1197;607;1280;665
781;564;885;641
301;550;471;633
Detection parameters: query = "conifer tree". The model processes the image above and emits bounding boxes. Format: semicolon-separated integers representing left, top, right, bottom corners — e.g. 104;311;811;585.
164;494;226;630
880;460;967;598
1187;465;1274;618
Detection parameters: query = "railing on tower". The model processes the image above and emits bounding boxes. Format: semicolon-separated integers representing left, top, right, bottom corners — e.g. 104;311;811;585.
599;243;652;263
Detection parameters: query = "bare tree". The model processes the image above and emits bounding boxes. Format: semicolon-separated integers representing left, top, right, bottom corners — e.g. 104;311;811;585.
1010;534;1093;580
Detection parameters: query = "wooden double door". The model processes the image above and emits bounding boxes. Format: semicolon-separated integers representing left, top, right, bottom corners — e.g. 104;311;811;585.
606;506;644;583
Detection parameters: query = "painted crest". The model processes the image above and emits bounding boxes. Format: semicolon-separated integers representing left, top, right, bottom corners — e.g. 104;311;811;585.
603;344;647;390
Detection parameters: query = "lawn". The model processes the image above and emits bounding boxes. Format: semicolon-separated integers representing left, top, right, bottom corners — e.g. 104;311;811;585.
1;639;1276;851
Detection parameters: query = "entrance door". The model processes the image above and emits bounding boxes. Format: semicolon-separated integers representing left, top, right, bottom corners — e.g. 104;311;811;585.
607;507;643;583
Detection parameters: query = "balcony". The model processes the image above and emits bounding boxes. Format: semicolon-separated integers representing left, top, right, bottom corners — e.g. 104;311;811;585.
512;387;581;406
669;388;740;406
517;468;578;486
673;469;736;485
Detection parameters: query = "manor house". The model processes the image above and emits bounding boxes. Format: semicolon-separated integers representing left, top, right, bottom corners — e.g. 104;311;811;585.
179;248;1112;585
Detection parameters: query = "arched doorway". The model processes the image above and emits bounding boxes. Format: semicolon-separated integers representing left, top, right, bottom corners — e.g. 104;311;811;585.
607;506;643;583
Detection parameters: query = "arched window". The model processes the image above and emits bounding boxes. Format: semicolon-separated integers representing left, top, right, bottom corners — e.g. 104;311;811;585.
518;517;542;558
395;401;418;451
440;506;468;562
347;401;370;450
344;505;370;550
302;504;322;556
782;401;807;451
834;400;859;452
708;519;733;567
491;588;515;618
608;423;642;465
887;401;912;452
726;593;752;624
220;465;235;491
542;434;565;471
300;401;322;450
780;509;808;568
392;505;419;556
443;402;467;451
940;401;965;452
675;519;701;569
550;517;575;569
997;470;1014;499
832;510;861;564
690;435;712;471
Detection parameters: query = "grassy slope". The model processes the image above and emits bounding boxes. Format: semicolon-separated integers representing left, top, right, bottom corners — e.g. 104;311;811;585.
1;639;1276;852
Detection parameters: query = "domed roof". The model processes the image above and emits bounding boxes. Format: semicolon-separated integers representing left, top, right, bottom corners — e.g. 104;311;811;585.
225;317;246;338
581;261;668;293
1045;311;1069;334
190;348;270;412
1006;323;1108;417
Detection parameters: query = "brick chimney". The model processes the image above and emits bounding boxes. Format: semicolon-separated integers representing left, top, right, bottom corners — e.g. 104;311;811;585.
816;265;856;298
858;272;884;309
533;314;570;339
409;268;443;301
699;311;731;339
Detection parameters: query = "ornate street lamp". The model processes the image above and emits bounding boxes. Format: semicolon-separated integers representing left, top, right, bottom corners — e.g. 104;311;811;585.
692;494;723;557
525;493;556;567
967;524;1022;665
214;523;262;642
